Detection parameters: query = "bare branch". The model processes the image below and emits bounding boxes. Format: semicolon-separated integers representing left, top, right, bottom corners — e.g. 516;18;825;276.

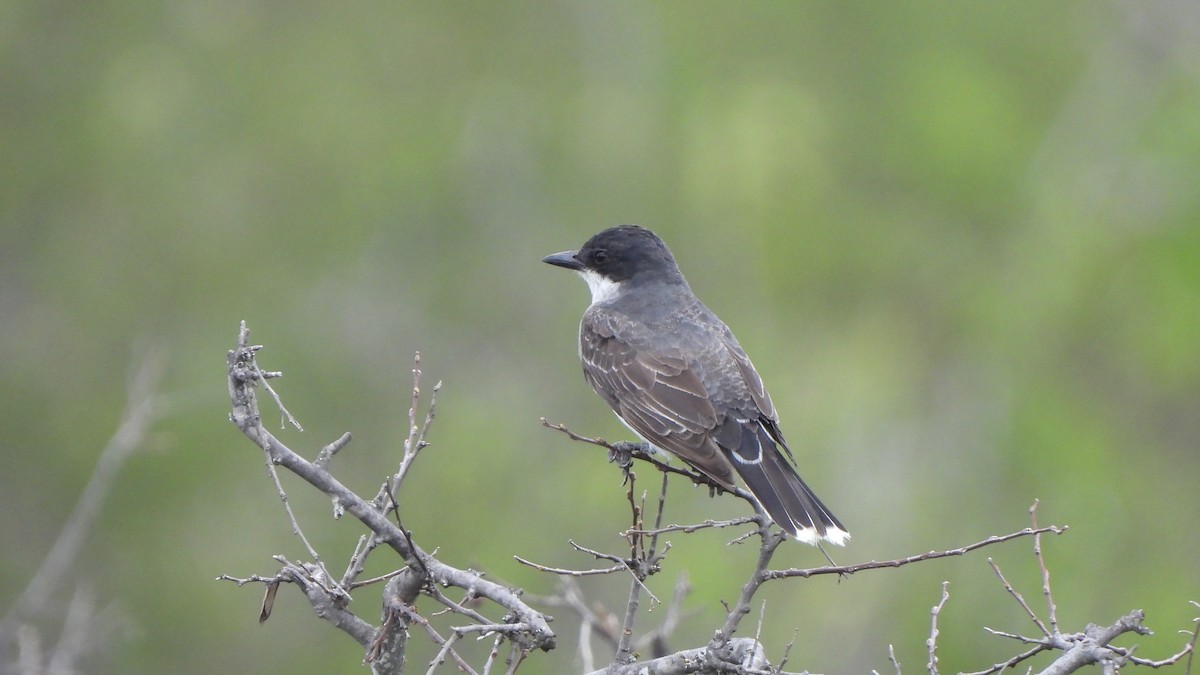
392;352;441;495
342;534;384;589
873;643;901;675
625;516;759;537
314;431;353;470
225;324;1197;675
224;323;556;661
525;469;677;668
513;557;625;577
258;437;348;602
480;633;505;675
635;573;693;659
712;523;788;652
1036;610;1151;675
364;575;413;673
927;581;950;675
424;631;466;675
765;525;1067;581
1030;500;1060;634
971;520;1199;675
250;349;302;432
426;586;492;627
988;557;1051;637
982;626;1045;645
1123;601;1199;668
613;472;652;665
585;638;798;675
960;643;1052;675
399;605;476;675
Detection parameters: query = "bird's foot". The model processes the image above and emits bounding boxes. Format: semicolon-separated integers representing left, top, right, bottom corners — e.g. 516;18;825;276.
608;441;649;485
607;441;647;469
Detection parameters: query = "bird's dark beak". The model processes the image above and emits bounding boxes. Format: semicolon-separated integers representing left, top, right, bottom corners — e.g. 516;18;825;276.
542;250;583;271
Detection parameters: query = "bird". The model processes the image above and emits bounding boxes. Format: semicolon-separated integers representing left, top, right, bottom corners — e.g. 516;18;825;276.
543;225;848;546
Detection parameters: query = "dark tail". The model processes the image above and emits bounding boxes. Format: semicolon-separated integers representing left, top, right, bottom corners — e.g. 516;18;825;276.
726;421;849;546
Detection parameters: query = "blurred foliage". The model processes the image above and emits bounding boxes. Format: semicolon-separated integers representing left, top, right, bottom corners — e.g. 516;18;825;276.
2;1;1198;673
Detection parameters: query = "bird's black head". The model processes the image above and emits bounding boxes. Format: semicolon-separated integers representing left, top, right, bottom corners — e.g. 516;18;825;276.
542;225;682;284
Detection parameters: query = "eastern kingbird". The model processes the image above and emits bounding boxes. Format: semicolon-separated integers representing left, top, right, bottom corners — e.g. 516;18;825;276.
543;225;848;546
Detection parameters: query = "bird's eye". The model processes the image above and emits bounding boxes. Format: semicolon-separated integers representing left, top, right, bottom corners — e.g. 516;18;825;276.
593;249;608;264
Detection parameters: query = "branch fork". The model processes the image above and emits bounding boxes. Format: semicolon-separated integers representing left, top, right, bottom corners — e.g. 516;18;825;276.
223;323;555;674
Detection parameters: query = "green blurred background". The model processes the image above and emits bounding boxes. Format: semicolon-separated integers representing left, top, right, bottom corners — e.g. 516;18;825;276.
3;1;1198;672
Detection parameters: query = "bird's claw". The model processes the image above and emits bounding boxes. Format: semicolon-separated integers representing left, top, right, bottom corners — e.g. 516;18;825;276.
607;441;645;469
608;441;646;485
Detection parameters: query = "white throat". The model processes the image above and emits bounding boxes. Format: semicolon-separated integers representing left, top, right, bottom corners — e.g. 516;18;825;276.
578;269;622;305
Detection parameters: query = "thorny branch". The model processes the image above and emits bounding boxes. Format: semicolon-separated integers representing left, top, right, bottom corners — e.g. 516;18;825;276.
221;323;1196;674
929;504;1199;675
222;322;554;674
545;422;1199;675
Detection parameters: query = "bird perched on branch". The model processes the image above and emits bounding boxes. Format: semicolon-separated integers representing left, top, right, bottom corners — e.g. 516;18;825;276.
543;225;848;546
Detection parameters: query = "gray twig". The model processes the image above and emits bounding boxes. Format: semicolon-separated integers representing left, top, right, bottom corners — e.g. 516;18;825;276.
223;322;556;671
988;557;1051;637
766;525;1067;581
1030;500;1059;634
964;502;1200;675
926;581;950;675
